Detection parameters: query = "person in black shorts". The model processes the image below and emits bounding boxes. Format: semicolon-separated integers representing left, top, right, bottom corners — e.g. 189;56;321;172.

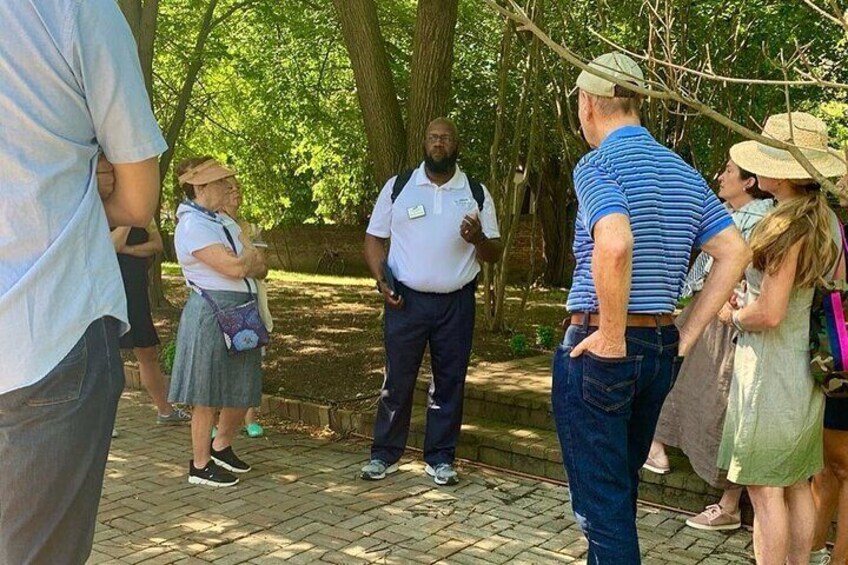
811;212;848;565
112;223;191;431
812;396;848;563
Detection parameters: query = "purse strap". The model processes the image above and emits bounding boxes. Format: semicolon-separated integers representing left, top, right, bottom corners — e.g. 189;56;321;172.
185;221;256;304
187;279;223;312
220;223;255;298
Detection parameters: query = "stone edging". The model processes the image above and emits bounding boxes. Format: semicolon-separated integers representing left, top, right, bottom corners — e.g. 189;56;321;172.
123;362;363;434
123;362;760;523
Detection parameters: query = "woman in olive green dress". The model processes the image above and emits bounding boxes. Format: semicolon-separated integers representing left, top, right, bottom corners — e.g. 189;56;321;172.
717;112;846;565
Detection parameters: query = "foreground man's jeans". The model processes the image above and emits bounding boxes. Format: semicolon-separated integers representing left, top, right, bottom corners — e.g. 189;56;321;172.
0;317;124;565
552;322;682;565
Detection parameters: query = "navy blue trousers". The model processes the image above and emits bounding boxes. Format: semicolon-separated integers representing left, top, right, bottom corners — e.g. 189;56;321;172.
370;281;475;467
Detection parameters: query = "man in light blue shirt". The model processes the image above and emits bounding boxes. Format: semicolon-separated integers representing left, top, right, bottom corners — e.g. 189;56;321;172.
0;1;166;562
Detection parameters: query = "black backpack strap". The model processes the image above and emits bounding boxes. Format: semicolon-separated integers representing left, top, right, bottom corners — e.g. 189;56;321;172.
390;169;416;204
468;176;485;211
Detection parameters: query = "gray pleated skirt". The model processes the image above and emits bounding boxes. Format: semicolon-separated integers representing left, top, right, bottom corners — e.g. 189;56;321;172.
168;289;263;408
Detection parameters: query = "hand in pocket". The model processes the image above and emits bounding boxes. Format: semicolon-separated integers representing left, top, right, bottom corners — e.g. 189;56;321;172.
581;352;640;414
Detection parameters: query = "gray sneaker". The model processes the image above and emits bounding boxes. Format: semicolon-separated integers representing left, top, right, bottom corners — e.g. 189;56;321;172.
810;548;831;565
425;463;459;486
157;408;191;425
360;459;398;481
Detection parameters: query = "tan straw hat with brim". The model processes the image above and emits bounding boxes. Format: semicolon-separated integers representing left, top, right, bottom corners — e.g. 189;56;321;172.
729;112;846;181
178;159;236;186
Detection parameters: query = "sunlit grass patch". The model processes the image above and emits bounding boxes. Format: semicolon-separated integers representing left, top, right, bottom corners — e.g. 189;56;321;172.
162;262;372;287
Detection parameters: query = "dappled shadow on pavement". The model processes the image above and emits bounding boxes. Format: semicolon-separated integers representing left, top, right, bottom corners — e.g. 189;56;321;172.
91;393;754;564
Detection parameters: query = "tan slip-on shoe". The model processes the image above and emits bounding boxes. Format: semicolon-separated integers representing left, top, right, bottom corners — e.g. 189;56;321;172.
685;504;742;531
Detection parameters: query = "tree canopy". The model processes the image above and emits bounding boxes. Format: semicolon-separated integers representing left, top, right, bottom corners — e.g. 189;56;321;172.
136;0;848;288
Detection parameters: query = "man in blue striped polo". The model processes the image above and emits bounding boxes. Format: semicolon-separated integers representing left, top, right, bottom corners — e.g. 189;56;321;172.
552;53;751;563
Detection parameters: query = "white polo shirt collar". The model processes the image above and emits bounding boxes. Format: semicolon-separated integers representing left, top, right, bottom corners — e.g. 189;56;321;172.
412;163;466;215
412;162;465;190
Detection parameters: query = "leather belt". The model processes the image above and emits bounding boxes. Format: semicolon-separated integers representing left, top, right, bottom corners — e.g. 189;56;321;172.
569;312;675;328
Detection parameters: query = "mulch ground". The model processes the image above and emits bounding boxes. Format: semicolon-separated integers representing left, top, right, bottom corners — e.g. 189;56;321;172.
146;269;567;403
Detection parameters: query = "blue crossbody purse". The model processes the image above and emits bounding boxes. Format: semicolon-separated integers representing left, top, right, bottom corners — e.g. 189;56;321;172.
189;222;269;355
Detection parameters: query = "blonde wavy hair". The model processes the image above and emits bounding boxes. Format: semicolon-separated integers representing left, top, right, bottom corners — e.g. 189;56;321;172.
750;183;839;288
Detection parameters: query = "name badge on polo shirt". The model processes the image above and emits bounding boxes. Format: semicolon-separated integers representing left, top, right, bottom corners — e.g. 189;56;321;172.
454;198;476;212
407;205;426;219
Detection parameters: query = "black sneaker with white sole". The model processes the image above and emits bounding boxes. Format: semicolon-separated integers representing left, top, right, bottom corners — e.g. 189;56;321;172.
211;444;251;473
188;460;239;487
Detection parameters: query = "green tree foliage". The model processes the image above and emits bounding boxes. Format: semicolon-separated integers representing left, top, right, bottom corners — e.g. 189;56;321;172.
150;0;848;242
154;1;371;227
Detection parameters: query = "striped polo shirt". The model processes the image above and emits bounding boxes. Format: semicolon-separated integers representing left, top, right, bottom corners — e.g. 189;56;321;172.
566;126;733;314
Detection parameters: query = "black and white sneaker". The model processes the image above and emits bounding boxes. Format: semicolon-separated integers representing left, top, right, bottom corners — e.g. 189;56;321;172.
211;444;251;473
188;460;239;487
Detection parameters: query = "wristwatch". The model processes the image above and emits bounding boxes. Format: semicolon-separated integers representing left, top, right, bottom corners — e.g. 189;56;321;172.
375;280;385;294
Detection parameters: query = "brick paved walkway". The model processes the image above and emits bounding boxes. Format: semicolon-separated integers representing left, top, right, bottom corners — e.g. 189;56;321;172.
90;393;754;564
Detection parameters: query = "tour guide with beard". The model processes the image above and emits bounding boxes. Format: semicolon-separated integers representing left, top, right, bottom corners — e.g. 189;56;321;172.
359;118;504;486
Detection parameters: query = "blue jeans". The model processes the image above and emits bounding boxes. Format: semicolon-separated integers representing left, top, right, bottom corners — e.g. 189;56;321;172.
551;322;682;564
371;282;475;467
0;317;123;565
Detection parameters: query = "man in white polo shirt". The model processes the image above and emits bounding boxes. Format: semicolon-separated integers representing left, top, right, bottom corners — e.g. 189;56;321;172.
361;118;503;486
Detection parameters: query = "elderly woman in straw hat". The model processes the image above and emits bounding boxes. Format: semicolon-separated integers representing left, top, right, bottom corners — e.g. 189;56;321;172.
169;157;268;487
715;112;846;564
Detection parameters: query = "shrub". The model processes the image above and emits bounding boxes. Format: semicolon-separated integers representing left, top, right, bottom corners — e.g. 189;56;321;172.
535;325;556;349
509;333;528;357
160;337;177;374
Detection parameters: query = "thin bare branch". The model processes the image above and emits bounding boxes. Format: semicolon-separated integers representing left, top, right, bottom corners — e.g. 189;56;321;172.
482;0;845;193
587;27;848;89
800;0;844;24
211;0;257;29
779;51;795;143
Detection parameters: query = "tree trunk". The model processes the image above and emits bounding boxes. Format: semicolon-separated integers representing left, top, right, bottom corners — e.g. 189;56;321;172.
332;0;406;187
138;0;167;307
138;0;159;97
404;0;459;167
118;0;169;307
537;155;576;287
157;0;220;184
117;0;157;99
118;0;142;38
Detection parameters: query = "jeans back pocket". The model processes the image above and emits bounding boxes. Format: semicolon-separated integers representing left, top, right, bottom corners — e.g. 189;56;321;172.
27;336;88;407
582;352;642;414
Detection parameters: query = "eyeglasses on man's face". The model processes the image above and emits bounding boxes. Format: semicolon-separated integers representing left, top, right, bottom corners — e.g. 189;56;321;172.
426;133;456;144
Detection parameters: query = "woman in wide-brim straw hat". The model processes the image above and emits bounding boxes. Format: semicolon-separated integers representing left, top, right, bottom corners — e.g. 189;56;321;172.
649;158;773;533
715;112;846;564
